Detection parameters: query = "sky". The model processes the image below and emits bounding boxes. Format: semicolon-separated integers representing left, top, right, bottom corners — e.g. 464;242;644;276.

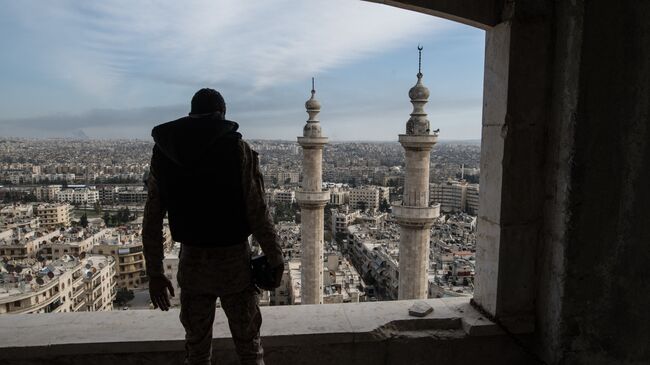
0;0;485;141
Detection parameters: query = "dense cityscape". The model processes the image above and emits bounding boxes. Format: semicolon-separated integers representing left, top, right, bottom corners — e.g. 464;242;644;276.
0;136;479;313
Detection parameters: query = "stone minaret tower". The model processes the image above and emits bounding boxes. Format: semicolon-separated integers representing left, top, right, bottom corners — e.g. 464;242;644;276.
393;47;440;299
296;78;330;304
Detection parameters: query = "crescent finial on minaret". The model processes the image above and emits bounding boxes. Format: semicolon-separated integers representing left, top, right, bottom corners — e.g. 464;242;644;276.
417;44;423;77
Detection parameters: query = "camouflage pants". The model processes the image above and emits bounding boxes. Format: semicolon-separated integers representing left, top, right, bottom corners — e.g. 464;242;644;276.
178;243;264;365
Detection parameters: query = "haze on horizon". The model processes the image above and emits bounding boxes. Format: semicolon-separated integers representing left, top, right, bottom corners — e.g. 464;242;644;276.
0;1;485;141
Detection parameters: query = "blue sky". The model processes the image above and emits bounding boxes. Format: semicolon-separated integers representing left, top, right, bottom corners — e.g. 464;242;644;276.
0;1;485;140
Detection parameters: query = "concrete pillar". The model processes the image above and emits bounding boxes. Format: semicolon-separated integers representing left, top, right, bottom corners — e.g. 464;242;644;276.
296;81;329;305
393;60;440;300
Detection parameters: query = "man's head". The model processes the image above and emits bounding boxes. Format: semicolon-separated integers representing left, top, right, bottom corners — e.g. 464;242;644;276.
189;88;226;118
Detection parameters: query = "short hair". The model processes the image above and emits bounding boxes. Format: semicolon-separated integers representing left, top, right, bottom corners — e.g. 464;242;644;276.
190;88;226;116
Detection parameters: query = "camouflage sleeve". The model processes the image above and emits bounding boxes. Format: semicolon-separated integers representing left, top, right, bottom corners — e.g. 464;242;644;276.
142;147;167;278
241;141;284;268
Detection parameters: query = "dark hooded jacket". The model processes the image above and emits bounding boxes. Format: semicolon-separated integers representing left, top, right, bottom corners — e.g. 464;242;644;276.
150;115;249;245
142;114;284;278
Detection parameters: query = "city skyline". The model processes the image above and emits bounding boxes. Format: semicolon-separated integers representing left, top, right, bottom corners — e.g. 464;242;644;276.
0;1;485;141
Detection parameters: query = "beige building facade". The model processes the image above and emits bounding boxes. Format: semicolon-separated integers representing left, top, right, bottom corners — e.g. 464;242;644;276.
34;203;71;229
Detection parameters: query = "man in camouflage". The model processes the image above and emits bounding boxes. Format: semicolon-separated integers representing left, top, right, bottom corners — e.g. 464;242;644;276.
142;88;284;365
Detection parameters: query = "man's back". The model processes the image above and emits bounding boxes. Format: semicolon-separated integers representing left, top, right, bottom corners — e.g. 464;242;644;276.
142;88;283;365
150;115;249;245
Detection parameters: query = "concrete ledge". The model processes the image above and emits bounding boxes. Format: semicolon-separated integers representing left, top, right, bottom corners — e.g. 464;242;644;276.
0;297;532;365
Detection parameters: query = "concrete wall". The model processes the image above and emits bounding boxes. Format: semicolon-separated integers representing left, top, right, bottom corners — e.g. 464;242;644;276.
0;298;534;365
538;1;650;364
376;1;650;364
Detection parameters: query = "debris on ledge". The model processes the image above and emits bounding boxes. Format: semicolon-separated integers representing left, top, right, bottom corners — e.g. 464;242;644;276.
408;302;433;317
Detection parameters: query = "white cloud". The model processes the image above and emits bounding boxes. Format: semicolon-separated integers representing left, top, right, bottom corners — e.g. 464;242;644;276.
11;0;449;94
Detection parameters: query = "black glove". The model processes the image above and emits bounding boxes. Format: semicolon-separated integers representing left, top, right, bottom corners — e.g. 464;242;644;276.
149;274;175;311
251;255;284;290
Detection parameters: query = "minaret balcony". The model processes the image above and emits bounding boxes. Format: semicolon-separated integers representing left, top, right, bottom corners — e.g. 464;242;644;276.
392;204;441;227
297;136;329;148
295;191;330;207
398;134;438;149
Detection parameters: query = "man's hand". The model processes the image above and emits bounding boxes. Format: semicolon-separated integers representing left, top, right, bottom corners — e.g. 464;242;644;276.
149;275;175;311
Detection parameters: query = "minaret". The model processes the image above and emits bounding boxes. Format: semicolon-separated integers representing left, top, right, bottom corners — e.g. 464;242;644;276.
393;46;441;299
296;78;330;304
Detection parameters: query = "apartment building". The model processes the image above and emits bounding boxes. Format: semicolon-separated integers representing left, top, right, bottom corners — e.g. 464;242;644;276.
57;188;99;205
117;188;148;204
35;185;62;202
277;171;300;185
323;253;364;303
430;180;480;215
0;254;115;314
270;189;296;204
0;229;61;260
331;207;361;235
346;224;400;300
329;189;349;206
269;259;302;306
0;204;40;230
41;228;112;260
91;230;146;289
465;184;479;215
34;203;71;229
349;186;389;211
98;186;119;204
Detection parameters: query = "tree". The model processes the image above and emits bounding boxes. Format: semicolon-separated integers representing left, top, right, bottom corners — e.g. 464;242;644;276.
80;213;89;228
114;287;134;306
93;202;102;215
102;211;111;227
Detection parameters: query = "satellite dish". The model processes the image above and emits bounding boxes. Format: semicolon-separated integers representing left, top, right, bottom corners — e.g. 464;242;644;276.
25;274;32;282
15;266;23;274
36;277;44;285
85;264;91;269
98;263;105;269
47;271;55;279
80;252;86;259
87;260;93;266
91;267;97;273
85;271;93;279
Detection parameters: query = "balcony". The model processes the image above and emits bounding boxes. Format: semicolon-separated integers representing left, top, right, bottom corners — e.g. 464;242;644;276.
73;300;85;311
0;297;531;364
9;292;61;315
71;286;85;299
